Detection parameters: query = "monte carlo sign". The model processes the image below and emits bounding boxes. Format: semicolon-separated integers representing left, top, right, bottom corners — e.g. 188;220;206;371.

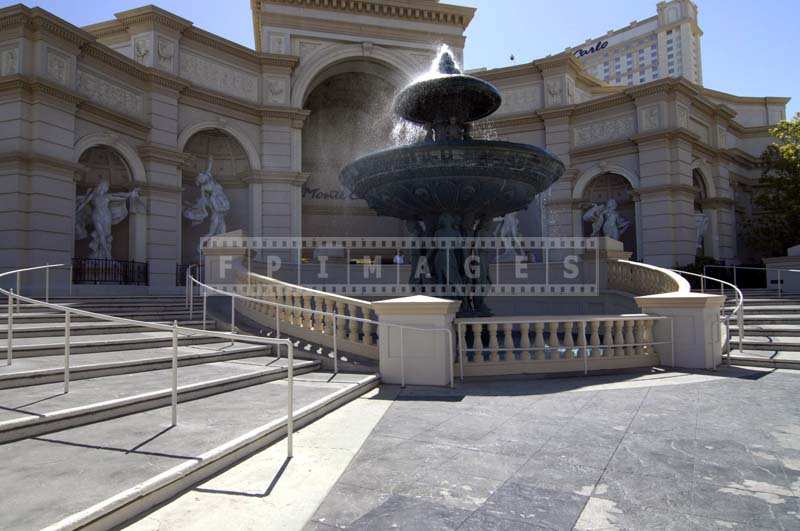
574;40;609;57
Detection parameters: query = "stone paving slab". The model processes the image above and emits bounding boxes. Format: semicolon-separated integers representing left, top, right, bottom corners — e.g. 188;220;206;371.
0;372;362;530
307;367;800;530
0;341;265;375
0;355;291;422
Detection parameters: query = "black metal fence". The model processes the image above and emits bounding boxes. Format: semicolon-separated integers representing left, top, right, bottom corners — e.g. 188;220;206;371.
72;258;149;285
176;263;204;286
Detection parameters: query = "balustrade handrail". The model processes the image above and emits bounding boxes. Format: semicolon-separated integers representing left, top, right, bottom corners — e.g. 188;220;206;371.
189;266;457;387
455;313;663;325
608;259;691;296
248;269;374;308
670;268;743;362
0;263;298;459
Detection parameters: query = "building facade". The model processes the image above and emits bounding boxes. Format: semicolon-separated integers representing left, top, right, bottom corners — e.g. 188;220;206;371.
0;0;788;293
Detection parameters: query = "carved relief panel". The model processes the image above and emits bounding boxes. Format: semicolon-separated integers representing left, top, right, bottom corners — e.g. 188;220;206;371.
267;32;288;54
155;38;175;72
545;78;564;107
496;85;541;116
180;51;258;103
0;47;19;76
45;47;70;86
573;115;635;148
264;75;288;105
638;104;662;132
76;69;144;117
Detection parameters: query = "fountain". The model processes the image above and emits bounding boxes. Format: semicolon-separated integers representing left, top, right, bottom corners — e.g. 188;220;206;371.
339;48;565;314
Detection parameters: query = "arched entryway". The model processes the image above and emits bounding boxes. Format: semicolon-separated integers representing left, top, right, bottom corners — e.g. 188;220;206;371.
180;128;252;264
300;58;411;242
580;172;639;257
693;168;713;258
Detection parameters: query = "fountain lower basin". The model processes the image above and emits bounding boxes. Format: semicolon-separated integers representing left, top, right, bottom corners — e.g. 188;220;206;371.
340;140;564;220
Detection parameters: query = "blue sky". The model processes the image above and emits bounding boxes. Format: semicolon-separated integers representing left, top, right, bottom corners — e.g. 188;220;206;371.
9;0;798;118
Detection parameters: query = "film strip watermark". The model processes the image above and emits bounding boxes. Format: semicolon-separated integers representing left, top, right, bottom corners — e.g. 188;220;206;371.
202;236;601;297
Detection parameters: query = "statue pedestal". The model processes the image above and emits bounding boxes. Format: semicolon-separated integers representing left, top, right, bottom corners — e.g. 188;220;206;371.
202;230;249;286
373;295;460;387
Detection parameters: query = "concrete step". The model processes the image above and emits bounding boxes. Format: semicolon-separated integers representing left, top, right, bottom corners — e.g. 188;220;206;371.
0;319;213;339
0;342;270;389
730;324;800;337
0;356;320;443
1;330;226;358
0;310;201;324
728;349;800;369
724;305;800;314
735;314;800;324
730;335;800;352
0;372;378;530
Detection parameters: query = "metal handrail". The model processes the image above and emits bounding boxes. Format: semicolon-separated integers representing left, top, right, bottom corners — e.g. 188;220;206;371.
703;264;800;298
670;268;744;363
0;264;298;458
189;266;458;387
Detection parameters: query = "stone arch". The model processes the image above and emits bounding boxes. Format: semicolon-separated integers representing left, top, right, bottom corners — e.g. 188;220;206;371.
177;121;261;171
572;163;642;259
292;43;420;107
572;163;640;200
74;132;146;184
690;159;717;197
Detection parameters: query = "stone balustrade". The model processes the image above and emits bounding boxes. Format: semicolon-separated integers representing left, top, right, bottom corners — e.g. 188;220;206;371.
233;270;379;359
607;259;688;296
454;314;666;377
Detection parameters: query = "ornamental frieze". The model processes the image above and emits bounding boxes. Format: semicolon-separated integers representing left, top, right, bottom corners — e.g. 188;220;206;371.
76;69;143;117
573;115;635;148
180;52;258;103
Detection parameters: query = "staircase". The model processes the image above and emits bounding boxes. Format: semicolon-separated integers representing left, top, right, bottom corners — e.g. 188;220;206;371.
0;294;379;530
726;289;800;368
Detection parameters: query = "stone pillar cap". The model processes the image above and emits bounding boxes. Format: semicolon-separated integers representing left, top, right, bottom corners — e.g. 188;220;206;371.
373;295;461;316
635;292;725;309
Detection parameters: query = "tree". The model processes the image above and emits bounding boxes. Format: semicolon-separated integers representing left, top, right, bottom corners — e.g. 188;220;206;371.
743;113;800;258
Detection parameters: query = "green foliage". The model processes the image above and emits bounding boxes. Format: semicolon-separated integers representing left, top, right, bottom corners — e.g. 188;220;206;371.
743;113;800;257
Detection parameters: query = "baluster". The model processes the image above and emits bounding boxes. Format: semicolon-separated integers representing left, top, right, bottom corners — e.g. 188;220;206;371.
563;321;574;359
457;323;468;363
320;297;330;334
472;323;485;361
487;323;499;362
333;301;346;339
589;321;601;357
634;320;645;355
502;323;514;361
624;320;636;356
290;291;300;326
533;322;545;361
643;319;655;355
576;320;588;358
364;309;376;345
548;321;561;360
302;294;312;329
519;322;531;360
602;320;614;357
614;320;625;356
348;304;359;342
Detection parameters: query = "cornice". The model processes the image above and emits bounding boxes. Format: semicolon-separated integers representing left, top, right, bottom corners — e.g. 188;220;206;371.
137;145;189;166
76;102;150;139
0;5;95;50
491;113;543;130
0;75;82;106
262;108;311;128
255;0;475;28
0;150;84;175
246;171;309;186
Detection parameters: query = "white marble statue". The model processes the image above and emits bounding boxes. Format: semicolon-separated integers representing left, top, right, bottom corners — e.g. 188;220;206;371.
695;212;709;250
494;211;525;259
583;199;631;240
183;156;231;257
75;179;142;260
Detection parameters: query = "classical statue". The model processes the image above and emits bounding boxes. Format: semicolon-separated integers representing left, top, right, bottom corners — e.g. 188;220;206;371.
75;178;142;260
695;212;709;250
494;211;525;259
433;213;463;286
183;156;231;257
583;199;630;240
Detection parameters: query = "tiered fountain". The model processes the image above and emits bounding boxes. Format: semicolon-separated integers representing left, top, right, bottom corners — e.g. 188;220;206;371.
340;49;565;314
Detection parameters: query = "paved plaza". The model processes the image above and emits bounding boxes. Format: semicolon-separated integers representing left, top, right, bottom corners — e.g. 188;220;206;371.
307;368;800;530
